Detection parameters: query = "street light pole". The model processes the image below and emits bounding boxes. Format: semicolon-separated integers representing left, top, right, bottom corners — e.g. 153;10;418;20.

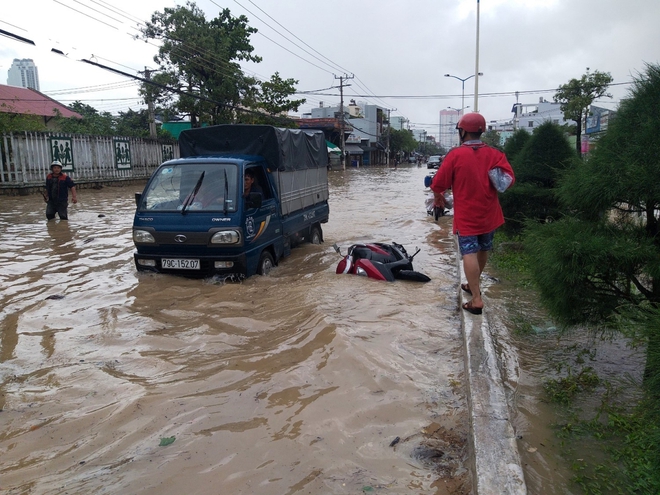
474;0;481;112
444;73;484;115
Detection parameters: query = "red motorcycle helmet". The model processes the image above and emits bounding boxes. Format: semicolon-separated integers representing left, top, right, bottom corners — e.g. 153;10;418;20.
456;112;486;133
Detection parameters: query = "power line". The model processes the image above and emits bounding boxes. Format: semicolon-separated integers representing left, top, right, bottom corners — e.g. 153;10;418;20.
232;0;342;74
70;0;125;24
46;82;139;96
79;58;297;124
87;0;144;24
52;0;119;30
295;80;635;101
223;0;390;111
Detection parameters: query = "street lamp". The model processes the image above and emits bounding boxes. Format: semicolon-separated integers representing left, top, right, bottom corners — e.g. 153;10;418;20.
447;106;469;114
444;73;483;115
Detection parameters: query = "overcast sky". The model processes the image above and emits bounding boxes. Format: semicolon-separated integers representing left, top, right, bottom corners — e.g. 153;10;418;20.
2;0;659;139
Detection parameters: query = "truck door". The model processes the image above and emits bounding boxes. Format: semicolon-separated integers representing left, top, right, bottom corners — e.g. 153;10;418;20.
243;166;280;253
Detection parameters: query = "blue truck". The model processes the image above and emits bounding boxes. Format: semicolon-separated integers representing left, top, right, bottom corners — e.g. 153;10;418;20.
132;125;330;278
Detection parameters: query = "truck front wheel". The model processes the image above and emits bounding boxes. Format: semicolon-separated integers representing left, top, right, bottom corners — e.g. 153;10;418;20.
310;225;323;245
257;250;275;275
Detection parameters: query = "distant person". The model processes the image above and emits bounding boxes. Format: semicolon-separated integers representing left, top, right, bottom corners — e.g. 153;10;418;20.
430;113;515;315
44;160;77;220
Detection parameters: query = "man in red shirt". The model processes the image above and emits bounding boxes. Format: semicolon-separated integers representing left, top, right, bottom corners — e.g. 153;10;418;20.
431;113;515;314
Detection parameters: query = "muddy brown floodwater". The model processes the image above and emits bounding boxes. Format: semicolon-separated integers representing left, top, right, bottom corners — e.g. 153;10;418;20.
0;166;474;495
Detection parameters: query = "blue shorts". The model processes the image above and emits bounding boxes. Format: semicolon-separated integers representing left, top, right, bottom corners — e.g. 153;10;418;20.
457;230;495;255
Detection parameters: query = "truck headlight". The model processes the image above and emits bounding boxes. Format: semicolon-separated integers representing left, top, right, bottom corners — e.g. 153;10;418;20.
133;229;155;243
211;230;241;244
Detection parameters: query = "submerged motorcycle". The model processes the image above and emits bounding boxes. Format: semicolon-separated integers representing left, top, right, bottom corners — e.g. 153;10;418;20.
334;242;431;282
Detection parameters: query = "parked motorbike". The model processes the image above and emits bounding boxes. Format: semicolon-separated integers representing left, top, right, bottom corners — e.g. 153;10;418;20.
334;242;431;282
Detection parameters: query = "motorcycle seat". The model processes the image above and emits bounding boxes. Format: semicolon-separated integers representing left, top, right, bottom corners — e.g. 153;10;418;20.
351;245;399;264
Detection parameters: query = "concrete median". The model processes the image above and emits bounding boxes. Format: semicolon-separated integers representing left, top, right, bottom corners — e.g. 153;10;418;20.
457;246;527;495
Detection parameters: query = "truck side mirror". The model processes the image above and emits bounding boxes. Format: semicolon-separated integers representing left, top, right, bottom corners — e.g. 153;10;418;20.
246;192;262;209
135;192;142;207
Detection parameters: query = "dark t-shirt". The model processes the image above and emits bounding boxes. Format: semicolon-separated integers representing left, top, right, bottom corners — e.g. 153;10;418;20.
46;173;75;203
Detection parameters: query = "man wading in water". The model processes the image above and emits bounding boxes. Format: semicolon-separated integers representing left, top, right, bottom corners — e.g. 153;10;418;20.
43;160;77;220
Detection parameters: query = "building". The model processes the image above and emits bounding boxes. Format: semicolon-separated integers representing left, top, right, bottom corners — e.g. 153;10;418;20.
7;58;40;91
511;98;574;133
0;84;82;130
305;101;387;166
439;109;460;149
389;116;408;131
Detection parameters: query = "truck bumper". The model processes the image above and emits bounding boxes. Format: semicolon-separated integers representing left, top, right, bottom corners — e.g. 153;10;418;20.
133;252;248;278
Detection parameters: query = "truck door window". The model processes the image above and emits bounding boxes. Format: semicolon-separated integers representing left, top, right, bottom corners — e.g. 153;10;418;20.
245;167;270;200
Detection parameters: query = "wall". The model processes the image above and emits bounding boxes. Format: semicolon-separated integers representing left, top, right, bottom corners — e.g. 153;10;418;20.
0;132;179;195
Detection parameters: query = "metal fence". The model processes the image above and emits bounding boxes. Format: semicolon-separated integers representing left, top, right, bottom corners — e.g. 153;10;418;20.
0;132;179;191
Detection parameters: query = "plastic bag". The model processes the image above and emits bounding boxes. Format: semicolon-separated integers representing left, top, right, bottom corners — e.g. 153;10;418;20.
425;195;434;211
443;191;454;208
488;167;513;193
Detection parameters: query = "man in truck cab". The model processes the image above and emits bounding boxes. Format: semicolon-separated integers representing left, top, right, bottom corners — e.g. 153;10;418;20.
243;168;264;209
243;169;263;197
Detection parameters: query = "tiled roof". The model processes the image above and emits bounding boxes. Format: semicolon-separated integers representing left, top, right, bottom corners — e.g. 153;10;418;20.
0;84;82;119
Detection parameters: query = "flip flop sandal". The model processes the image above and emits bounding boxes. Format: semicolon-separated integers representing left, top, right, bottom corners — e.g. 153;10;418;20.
462;301;483;315
461;283;472;295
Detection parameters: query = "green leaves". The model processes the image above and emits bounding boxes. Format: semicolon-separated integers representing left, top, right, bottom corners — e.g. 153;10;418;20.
554;70;613;154
138;2;300;127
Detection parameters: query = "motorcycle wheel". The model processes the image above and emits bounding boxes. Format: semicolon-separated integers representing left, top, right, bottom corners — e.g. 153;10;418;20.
395;270;431;282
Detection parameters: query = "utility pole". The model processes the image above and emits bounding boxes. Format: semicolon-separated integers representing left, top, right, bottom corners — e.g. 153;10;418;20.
144;68;157;139
335;73;354;170
513;91;519;130
386;107;396;166
474;0;481;112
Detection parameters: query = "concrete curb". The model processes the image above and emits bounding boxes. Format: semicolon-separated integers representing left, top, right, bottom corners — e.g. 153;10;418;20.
456;250;527;495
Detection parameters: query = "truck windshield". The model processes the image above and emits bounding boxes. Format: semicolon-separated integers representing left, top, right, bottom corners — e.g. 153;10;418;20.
139;163;239;213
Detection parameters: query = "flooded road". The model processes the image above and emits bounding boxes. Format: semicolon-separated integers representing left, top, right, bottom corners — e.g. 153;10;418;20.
0;166;472;494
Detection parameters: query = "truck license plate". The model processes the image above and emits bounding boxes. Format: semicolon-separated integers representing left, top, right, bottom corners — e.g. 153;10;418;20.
162;258;200;270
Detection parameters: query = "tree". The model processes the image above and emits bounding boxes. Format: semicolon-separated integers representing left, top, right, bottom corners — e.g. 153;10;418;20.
481;129;502;150
139;2;261;127
257;72;306;117
115;109;150;138
503;128;530;162
499;121;577;233
554;69;613;155
524;62;660;366
0;111;46;134
387;128;417;156
56;101;115;136
521;67;660;487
